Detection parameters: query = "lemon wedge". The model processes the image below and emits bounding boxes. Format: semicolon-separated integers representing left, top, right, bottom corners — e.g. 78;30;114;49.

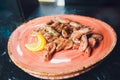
25;34;46;52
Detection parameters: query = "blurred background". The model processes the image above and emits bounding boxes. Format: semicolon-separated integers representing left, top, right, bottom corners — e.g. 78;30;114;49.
0;0;120;80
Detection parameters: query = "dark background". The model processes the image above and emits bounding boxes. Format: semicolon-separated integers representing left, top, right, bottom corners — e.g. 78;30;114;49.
0;0;120;80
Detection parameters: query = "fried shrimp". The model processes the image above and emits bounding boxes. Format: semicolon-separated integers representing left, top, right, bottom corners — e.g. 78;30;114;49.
32;17;103;61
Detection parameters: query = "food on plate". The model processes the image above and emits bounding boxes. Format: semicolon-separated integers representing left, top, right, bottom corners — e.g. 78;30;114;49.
26;17;103;61
8;15;116;79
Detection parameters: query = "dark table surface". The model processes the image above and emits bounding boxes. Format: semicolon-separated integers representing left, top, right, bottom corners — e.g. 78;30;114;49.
1;1;120;80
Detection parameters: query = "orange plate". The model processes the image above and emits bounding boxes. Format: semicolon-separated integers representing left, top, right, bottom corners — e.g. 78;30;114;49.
8;14;117;79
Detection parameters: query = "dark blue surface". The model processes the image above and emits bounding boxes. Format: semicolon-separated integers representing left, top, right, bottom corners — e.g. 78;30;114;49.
1;1;120;80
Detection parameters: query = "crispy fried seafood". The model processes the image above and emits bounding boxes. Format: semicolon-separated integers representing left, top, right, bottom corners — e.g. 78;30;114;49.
32;17;103;61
